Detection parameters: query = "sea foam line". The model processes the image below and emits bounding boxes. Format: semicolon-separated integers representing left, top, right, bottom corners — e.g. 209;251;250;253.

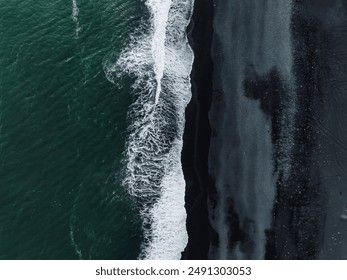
147;0;172;105
105;0;195;259
72;0;81;36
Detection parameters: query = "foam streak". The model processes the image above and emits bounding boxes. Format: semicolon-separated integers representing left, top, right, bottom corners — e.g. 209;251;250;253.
72;0;81;36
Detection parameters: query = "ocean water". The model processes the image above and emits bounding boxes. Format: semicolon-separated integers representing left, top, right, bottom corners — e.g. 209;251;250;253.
0;0;194;260
0;0;143;259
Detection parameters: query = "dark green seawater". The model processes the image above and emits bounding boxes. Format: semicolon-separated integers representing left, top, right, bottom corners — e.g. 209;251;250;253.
0;0;143;259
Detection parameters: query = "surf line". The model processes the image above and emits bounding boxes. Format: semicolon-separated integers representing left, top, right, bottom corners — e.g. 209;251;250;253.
112;0;195;259
115;0;194;259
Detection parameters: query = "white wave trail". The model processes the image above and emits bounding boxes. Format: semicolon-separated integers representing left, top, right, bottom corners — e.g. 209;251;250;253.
104;0;195;259
72;0;81;36
147;0;172;105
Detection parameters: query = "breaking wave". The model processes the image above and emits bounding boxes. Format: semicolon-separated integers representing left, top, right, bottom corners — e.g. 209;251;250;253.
104;0;195;259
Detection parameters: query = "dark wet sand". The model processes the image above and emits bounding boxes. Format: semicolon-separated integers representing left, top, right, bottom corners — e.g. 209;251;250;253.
181;0;214;260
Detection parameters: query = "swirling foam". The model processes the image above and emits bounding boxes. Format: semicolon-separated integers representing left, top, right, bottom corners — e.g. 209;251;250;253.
105;0;195;259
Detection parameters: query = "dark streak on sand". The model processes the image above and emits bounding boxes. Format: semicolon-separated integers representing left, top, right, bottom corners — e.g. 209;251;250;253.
181;0;214;260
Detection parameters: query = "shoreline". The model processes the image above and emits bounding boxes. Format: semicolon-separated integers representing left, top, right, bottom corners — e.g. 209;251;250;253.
181;0;214;260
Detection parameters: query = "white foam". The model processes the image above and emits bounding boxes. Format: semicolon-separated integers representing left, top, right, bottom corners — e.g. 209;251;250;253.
106;0;195;259
70;191;83;260
140;143;188;259
72;0;81;36
146;0;172;105
70;215;83;260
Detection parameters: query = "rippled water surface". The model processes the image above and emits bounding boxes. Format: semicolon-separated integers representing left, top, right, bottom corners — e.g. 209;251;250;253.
0;0;143;259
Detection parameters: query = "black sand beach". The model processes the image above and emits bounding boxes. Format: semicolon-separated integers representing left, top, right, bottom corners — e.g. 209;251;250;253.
183;0;347;259
182;0;214;260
